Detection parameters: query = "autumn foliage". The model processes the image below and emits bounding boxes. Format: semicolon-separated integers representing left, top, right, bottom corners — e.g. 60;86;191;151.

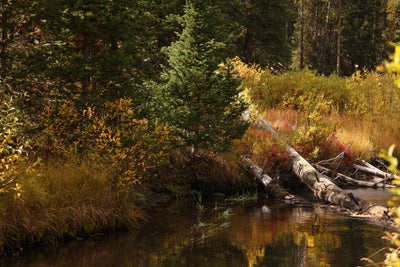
232;57;400;163
33;98;170;186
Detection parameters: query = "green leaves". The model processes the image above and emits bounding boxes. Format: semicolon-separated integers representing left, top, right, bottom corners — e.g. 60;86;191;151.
154;2;248;154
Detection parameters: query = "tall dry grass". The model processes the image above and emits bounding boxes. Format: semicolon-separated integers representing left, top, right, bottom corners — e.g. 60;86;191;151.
0;161;145;254
335;115;400;159
252;109;400;161
233;59;400;161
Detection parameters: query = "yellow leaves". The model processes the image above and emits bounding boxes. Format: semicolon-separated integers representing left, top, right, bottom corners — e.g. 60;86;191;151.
35;98;171;189
0;87;29;196
380;145;400;266
380;144;398;173
380;43;400;88
377;44;400;110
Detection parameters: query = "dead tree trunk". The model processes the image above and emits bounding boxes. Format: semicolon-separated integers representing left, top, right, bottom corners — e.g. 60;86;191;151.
288;145;392;218
248;116;393;219
241;157;294;200
353;163;391;178
314;164;394;189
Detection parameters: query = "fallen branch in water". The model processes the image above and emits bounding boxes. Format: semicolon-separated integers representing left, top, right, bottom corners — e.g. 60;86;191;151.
241;157;294;200
287;145;393;219
244;112;394;219
353;163;391;178
314;164;395;189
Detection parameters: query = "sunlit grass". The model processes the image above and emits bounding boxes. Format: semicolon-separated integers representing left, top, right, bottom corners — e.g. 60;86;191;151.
219;208;234;220
234;106;400;165
335;115;400;160
234;59;400;162
261;108;301;133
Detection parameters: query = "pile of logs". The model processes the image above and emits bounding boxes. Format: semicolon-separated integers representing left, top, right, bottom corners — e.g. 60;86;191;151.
241;117;395;221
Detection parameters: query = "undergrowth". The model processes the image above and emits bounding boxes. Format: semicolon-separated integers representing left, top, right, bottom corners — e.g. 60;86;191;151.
232;58;400;161
0;161;146;254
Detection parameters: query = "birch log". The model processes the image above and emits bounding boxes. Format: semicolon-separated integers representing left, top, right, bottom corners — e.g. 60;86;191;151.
249;116;393;219
314;164;395;189
288;145;392;218
241;157;295;200
353;163;391;178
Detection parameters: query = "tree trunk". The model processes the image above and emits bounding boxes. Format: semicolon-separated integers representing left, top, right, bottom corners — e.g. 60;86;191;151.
0;0;9;79
247;114;393;219
315;164;394;189
287;145;392;218
300;0;304;70
336;0;341;76
241;157;294;200
353;164;391;178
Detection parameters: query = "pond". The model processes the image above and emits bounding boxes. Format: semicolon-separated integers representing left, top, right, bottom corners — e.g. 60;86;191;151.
1;189;395;267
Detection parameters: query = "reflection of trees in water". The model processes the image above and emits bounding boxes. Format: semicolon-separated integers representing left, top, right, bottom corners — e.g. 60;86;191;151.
1;202;388;267
226;203;386;266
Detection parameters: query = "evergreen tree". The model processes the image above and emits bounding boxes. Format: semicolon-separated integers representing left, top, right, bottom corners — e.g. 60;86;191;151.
39;0;154;109
386;0;400;44
297;0;388;76
0;0;41;84
150;0;295;70
154;1;248;154
240;0;293;68
341;0;387;76
299;0;340;75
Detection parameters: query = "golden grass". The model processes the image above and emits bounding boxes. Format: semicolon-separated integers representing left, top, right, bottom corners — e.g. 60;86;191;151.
242;108;400;162
260;108;301;133
336;115;400;160
0;161;145;254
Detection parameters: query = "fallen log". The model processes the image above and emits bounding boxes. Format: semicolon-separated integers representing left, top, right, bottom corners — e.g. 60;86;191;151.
314;164;395;189
353;163;391;178
361;159;391;176
287;145;392;219
241;157;294;200
247;116;393;219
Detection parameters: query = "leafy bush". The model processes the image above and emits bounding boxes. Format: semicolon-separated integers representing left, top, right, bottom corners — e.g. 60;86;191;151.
0;83;30;197
33;98;171;187
232;58;400;160
232;57;400;120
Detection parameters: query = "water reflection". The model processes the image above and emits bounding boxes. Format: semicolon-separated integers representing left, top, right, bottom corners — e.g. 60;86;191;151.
1;199;391;267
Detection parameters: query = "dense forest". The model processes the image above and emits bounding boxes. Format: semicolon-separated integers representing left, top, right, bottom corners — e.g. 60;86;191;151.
2;0;400;261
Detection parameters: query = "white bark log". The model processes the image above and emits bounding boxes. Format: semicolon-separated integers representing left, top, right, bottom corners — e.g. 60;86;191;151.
315;164;395;189
244;113;393;219
353;160;391;178
241;157;294;200
287;146;392;218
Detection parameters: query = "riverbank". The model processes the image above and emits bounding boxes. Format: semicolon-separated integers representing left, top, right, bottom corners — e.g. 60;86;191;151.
1;198;392;266
0;152;258;255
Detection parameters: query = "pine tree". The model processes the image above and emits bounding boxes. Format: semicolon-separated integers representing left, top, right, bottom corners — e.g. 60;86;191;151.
386;0;400;44
341;0;387;76
154;1;248;154
0;0;40;83
239;0;293;67
297;0;388;76
39;0;154;109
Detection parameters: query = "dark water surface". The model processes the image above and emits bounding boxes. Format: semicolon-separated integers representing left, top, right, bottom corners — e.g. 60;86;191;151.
1;189;395;267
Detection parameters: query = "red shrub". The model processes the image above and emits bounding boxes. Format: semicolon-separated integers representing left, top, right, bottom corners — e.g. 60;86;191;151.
327;135;354;166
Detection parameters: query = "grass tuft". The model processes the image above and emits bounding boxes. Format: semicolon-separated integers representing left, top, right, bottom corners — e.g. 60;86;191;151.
0;161;145;254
